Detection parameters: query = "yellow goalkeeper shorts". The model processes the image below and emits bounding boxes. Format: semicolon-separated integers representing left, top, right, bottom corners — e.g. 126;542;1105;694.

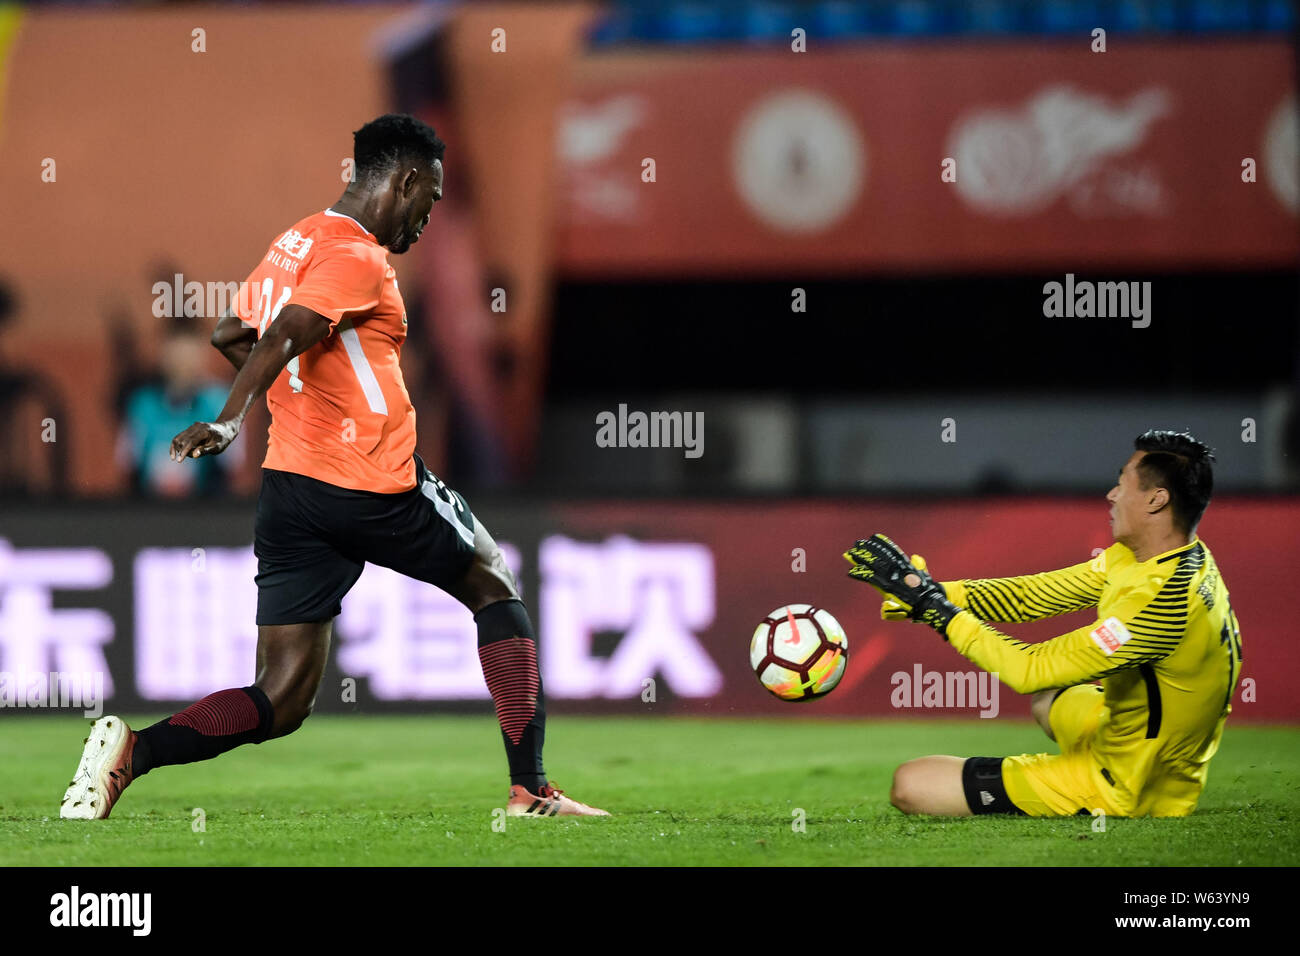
1000;684;1119;818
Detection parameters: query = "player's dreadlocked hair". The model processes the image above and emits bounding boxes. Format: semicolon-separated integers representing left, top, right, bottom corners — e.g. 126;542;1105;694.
352;114;445;184
1133;429;1216;534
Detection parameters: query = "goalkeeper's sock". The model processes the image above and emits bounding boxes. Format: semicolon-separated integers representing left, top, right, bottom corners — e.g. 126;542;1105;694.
130;686;275;777
475;598;547;794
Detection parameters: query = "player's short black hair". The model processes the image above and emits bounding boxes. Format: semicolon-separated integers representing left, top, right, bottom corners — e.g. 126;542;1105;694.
1133;429;1216;533
352;114;445;184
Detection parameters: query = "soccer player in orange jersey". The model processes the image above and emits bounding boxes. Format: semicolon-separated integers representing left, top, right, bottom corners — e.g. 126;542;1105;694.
61;115;606;820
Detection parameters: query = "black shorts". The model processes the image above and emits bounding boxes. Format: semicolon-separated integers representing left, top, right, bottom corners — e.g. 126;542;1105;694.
253;454;478;626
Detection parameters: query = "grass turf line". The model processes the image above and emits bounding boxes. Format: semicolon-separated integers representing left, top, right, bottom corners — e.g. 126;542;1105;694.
4;715;1297;866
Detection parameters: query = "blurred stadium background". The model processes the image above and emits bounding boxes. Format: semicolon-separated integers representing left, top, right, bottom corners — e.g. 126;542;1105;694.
0;0;1297;725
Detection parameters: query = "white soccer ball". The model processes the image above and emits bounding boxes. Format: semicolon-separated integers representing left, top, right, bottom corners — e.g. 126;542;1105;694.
750;604;848;701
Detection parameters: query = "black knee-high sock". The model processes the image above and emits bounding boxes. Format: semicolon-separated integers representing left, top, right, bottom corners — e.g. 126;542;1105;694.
475;599;546;793
131;686;275;778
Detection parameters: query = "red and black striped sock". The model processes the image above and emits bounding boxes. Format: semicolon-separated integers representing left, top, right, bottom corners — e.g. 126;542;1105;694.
131;685;275;777
475;599;547;794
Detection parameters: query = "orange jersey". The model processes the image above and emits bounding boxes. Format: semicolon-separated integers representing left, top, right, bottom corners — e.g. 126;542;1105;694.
231;209;417;493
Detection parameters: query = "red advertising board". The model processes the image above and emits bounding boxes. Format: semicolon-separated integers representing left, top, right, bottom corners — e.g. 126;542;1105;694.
3;498;1290;724
555;41;1299;275
552;497;1298;722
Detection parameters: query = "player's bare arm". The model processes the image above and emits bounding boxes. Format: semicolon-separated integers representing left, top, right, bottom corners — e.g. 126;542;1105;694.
211;307;257;371
169;304;331;461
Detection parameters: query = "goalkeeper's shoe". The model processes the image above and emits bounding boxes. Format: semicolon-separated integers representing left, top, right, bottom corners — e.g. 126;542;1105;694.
507;783;610;818
60;716;136;820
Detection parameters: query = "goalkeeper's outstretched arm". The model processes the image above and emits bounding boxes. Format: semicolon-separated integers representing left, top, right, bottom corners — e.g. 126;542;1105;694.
942;598;1181;694
944;553;1108;624
846;535;1179;694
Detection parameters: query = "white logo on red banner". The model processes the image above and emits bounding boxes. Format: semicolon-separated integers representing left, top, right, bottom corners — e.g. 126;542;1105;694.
558;94;649;223
731;89;866;233
949;85;1170;216
0;540;115;700
1265;95;1298;213
134;548;258;699
540;534;721;697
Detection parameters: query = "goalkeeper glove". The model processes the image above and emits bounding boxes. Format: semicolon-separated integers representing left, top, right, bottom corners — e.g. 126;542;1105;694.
880;554;937;620
844;534;961;636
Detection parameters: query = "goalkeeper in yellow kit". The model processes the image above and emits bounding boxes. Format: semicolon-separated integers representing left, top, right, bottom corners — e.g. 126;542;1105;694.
845;430;1241;818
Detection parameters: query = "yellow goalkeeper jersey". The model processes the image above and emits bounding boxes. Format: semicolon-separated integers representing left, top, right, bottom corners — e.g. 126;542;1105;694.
942;538;1242;816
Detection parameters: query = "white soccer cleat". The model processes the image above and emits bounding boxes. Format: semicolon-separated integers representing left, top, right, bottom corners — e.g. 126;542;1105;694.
506;783;609;817
60;716;137;820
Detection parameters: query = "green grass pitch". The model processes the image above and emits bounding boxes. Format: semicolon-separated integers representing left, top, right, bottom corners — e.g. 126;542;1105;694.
4;714;1298;866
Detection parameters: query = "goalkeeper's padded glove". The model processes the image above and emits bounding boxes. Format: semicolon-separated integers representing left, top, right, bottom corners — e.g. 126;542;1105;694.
844;534;962;636
881;554;934;621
